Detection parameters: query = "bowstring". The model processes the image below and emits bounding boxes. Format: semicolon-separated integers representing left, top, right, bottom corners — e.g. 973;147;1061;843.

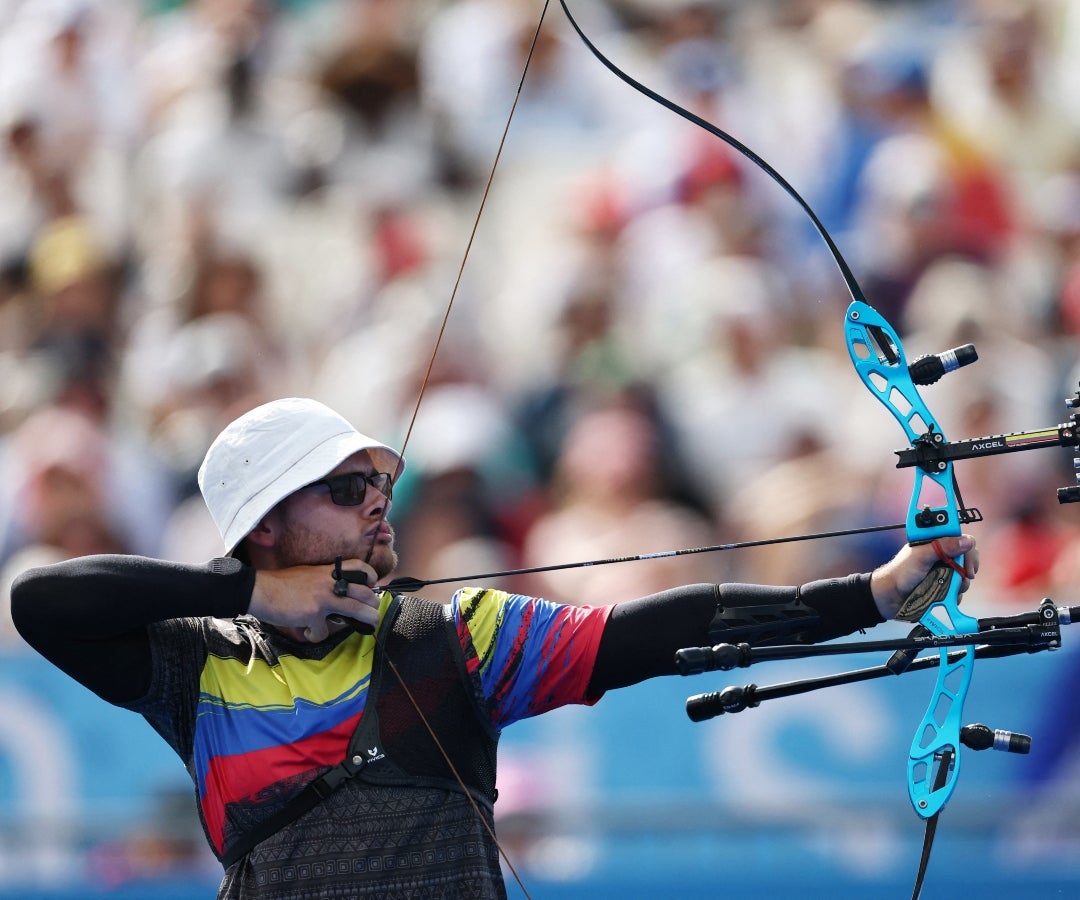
362;4;556;897
397;4;556;458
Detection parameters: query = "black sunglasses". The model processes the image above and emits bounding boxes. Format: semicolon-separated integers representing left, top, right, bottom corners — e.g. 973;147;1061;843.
308;471;393;506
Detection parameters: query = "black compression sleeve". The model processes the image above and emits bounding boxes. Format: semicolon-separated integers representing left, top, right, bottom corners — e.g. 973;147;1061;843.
11;554;256;704
586;574;882;696
787;573;883;642
587;583;721;695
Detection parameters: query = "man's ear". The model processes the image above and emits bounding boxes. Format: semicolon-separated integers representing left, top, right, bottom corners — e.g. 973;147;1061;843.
245;513;278;550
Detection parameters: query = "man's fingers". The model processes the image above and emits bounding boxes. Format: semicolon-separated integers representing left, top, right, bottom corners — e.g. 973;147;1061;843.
924;535;978;595
329;582;380;614
325;558;382;628
331;558;377;587
253;561;384;641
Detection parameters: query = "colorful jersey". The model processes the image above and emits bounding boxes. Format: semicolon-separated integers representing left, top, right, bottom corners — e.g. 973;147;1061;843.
453;587;610;727
194;624;375;854
128;587;610;896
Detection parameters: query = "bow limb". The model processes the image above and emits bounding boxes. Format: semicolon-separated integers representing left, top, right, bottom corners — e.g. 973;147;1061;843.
558;0;867;305
845;301;978;819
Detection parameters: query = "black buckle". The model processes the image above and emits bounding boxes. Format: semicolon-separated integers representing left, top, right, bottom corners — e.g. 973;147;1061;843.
312;755;364;799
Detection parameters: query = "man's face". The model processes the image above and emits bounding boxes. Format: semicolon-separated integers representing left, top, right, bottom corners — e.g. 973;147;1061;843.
269;449;400;581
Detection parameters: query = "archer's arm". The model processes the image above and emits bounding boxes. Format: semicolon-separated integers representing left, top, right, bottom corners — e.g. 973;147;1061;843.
586;533;978;695
10;555;254;703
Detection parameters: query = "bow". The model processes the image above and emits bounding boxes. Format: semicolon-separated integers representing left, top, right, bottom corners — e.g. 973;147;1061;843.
844;302;979;898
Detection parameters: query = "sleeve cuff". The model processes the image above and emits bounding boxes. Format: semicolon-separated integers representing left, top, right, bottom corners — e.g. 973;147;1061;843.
797;572;883;642
206;557;257;618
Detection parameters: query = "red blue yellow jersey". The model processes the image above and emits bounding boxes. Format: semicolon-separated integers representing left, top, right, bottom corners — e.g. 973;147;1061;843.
143;588;611;858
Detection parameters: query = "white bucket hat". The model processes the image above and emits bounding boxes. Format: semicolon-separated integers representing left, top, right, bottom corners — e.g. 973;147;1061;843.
197;397;404;554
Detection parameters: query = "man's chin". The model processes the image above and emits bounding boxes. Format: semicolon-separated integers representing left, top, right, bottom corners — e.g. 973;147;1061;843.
367;545;399;583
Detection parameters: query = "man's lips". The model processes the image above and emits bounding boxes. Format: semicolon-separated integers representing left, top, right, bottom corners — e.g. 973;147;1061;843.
367;523;394;542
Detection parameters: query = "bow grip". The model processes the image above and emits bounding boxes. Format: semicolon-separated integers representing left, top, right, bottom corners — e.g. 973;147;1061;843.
895;561;957;623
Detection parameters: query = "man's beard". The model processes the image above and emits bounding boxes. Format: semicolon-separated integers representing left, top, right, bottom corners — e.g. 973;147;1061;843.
273;519;399;581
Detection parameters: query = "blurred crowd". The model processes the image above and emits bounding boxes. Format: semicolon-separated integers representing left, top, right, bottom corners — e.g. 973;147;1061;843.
2;0;1080;649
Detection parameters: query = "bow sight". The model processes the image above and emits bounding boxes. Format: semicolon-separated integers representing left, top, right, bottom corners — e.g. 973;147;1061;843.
893;378;1080;505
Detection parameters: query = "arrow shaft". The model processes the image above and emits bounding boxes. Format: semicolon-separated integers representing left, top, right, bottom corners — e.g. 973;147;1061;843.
387;522;904;591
